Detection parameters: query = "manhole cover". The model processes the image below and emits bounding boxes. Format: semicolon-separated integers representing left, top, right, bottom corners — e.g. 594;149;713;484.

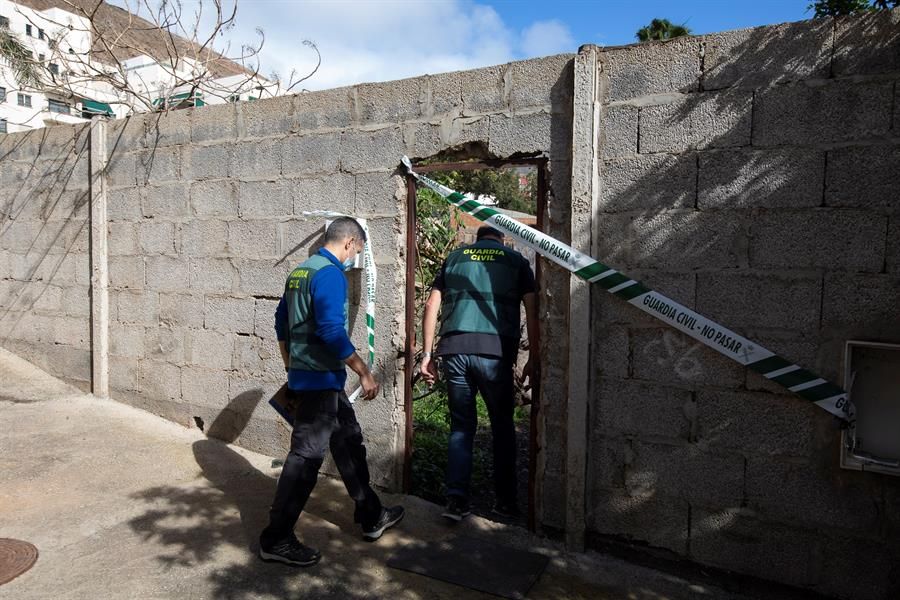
0;539;38;586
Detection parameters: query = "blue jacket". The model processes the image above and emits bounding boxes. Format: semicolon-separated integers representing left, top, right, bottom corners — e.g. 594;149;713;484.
275;248;355;390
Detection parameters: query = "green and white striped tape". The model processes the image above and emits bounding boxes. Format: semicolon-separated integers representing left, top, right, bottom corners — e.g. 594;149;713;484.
302;211;377;404
401;156;856;424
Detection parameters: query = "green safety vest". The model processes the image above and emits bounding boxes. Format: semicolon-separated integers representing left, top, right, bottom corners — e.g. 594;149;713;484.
438;240;525;339
285;254;348;372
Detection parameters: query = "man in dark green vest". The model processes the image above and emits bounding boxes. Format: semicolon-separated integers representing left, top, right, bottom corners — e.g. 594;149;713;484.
420;225;538;522
259;217;404;567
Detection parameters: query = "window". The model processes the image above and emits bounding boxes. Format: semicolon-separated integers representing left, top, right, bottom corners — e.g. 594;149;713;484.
0;119;6;134
228;95;240;103
68;48;74;54
38;28;44;40
48;99;69;114
48;38;55;50
39;53;45;61
17;93;31;108
49;63;58;76
25;24;32;36
0;87;5;102
0;16;9;29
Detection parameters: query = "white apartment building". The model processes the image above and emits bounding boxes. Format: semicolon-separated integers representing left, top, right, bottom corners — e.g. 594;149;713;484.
0;0;276;134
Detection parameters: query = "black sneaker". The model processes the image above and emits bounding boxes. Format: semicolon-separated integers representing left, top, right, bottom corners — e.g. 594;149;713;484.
442;497;472;522
492;501;521;519
258;537;321;567
362;506;405;541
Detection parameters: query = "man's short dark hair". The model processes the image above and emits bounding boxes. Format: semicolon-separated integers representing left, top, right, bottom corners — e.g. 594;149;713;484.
476;225;503;241
325;217;367;244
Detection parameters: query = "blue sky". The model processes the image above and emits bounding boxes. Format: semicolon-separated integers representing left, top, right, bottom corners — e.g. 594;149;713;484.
115;0;816;90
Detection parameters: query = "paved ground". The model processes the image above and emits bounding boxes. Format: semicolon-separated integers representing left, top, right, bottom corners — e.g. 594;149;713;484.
0;347;765;600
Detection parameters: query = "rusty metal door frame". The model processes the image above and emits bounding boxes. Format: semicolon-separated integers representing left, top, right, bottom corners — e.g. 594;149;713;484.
403;157;549;532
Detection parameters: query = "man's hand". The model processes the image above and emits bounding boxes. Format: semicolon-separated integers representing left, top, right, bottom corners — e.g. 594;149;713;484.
519;356;537;391
420;355;438;385
360;372;380;401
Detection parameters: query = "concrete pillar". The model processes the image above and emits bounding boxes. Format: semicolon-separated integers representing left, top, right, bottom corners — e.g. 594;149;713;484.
89;118;109;398
565;45;601;551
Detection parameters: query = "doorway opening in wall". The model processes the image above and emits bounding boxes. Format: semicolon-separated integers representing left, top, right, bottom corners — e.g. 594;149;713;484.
403;156;548;531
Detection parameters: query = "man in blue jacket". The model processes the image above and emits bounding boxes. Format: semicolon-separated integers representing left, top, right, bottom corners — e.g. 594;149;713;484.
259;217;404;567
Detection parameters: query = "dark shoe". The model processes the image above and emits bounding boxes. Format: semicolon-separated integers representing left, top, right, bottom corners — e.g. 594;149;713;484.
492;500;521;519
258;537;321;567
442;496;472;522
362;505;405;541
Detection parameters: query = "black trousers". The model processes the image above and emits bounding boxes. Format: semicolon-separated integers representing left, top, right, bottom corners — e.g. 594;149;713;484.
260;389;382;547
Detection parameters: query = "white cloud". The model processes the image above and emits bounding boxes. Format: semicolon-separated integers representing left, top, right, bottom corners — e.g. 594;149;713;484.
116;0;572;90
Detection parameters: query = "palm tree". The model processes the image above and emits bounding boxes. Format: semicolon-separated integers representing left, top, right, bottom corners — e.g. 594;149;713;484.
635;18;692;42
0;24;42;88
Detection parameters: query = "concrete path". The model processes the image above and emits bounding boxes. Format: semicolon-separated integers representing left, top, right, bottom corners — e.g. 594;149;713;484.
0;347;762;600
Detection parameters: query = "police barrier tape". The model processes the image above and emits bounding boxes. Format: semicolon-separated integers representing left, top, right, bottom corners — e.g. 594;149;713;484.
299;211;377;404
401;156;856;425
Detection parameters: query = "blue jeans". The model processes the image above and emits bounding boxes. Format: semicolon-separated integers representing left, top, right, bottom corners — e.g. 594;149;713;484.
441;354;517;505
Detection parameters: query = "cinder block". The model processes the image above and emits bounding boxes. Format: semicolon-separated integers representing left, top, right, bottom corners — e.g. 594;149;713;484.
424;71;463;117
239;94;296;139
135;146;181;185
355;172;403;217
749;209;886;272
627;441;744;505
138;359;181;400
108;255;145;289
600;153;696;212
362;217;400;264
159;292;205;327
192;103;237;143
639;90;752;153
587;486;689;555
232;333;267;374
235;258;292;296
699;148;824;209
702;20;832;90
591;325;629;379
744;458;880;532
822;272;900;335
106;151;137;188
690;507;819;588
825;145;900;211
631;328;744;390
107;115;146;151
488;111;552;158
52;315;90;349
109;355;139;392
189;257;236;293
290;173;355;216
204;295;255;334
110;322;146;358
107;187;142;221
187;328;234;370
227;220;279;259
460;64;506;115
833;9;900;77
888;218;900;274
143;324;187;364
180;365;230;408
254;298;280;339
508;54;573;111
179;220;228;257
601;36;700;102
142;184;190;219
107;222;138;256
186;144;233;180
191;179;238;217
232;139;282;179
402;117;491;160
357;77;424;124
278;219;325;260
754;80;893;147
64;284;90;318
145;256;190;292
238;180;292;218
597;210;747;270
594;376;693;440
145;109;191;147
340;127;405;172
742;332;819;394
696;271;820;331
294;86;355;132
697;389;821;457
138;221;177;255
601;104;638;159
32;284;63;314
816;533;900;600
115;290;158;325
281;132;340;176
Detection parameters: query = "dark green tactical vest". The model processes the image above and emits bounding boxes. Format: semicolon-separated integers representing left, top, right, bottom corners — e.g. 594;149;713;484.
286;254;349;372
438;240;524;339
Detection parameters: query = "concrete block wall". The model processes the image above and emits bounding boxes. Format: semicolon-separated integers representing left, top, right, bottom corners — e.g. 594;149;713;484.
588;10;900;599
0;124;92;391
